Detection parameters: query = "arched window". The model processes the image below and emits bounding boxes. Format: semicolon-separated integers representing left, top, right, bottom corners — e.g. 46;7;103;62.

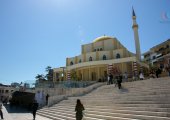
103;55;107;60
70;61;73;65
97;48;100;51
116;53;121;59
79;59;81;63
100;48;103;51
94;49;96;52
89;56;93;61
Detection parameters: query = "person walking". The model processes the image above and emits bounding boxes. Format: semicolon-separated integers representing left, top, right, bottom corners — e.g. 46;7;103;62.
108;73;113;85
107;75;110;85
123;72;128;82
46;94;49;106
75;99;85;120
139;72;144;80
117;74;122;89
32;100;39;120
0;102;3;120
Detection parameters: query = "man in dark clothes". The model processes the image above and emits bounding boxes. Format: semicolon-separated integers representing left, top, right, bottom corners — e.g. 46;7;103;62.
32;100;39;120
0;102;3;119
109;73;113;84
46;94;49;106
117;74;122;89
156;68;162;78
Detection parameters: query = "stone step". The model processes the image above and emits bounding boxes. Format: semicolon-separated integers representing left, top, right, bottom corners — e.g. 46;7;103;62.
67;97;170;101
56;103;170;108
59;100;170;105
61;96;170;101
53;105;170;112
81;94;170;98
37;77;170;120
37;111;75;120
113;103;170;108
38;108;170;120
38;110;112;120
93;91;170;95
87;87;167;91
87;90;170;94
40;106;170;117
84;112;170;120
37;112;66;120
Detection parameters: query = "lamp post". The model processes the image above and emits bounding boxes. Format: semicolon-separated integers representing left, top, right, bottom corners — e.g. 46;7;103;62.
60;67;65;81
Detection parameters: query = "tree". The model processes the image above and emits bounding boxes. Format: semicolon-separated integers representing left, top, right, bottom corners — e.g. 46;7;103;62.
71;70;77;80
35;66;53;84
45;66;52;72
35;74;46;83
45;66;53;81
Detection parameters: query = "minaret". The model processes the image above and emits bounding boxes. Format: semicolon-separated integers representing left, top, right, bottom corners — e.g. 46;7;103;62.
132;7;141;61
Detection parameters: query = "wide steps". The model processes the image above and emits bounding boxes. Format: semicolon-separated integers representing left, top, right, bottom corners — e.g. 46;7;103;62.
37;77;170;120
39;105;170;117
52;105;170;112
38;106;170;120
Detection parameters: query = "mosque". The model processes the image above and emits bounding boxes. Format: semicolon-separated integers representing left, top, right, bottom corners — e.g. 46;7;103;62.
53;9;149;82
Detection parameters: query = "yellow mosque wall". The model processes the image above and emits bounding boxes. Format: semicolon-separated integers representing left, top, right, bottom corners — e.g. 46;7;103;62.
53;36;149;82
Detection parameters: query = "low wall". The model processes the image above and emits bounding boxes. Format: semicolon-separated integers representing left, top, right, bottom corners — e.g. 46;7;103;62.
47;82;104;107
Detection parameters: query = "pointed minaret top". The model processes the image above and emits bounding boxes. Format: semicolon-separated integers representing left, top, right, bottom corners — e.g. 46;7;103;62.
132;7;136;17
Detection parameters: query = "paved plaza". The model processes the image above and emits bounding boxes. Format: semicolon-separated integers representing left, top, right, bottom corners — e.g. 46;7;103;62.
3;105;52;120
10;113;52;120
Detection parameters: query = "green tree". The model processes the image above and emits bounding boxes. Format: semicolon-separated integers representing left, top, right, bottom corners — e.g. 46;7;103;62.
35;74;46;83
71;70;77;80
45;66;53;81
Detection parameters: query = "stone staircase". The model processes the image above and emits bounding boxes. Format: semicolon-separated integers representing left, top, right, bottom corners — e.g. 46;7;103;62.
37;77;170;120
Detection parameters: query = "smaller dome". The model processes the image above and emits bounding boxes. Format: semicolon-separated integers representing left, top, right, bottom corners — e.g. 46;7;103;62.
93;36;114;43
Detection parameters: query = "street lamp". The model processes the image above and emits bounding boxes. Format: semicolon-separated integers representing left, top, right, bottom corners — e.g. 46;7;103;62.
60;67;65;81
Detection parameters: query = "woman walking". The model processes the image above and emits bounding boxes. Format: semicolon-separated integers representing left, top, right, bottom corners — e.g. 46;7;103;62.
75;99;85;120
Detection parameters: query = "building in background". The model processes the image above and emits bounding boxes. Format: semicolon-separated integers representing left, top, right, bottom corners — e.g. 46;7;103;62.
143;39;170;76
53;9;149;81
0;84;19;103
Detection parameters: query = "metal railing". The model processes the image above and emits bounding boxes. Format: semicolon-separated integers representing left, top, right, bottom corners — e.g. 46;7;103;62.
36;80;97;88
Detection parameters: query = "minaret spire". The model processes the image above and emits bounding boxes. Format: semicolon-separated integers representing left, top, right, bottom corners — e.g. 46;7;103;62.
132;6;136;17
132;7;141;61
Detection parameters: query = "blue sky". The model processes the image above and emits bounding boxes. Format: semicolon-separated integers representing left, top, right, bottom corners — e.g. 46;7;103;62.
0;0;170;85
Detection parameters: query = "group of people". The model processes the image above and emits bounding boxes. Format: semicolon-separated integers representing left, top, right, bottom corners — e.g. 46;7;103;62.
73;65;170;120
107;73;123;89
149;68;162;78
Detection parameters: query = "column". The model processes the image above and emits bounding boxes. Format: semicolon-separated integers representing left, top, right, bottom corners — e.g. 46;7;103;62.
67;71;71;80
108;64;113;74
97;67;100;81
89;67;91;81
133;61;138;80
121;63;123;73
81;69;84;81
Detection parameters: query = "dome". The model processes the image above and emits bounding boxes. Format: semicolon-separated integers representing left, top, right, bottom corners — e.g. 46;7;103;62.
93;36;114;43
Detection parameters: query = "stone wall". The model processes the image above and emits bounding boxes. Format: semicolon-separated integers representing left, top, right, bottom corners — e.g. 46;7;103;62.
47;82;104;107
